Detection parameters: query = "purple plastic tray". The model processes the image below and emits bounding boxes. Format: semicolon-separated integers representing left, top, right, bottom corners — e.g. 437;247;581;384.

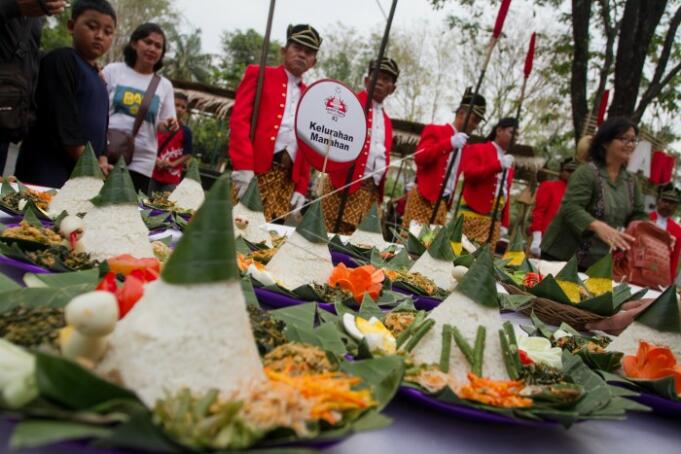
330;250;360;268
398;387;552;427
0;255;50;283
0;417;345;452
253;286;335;313
392;287;442;311
632;392;681;418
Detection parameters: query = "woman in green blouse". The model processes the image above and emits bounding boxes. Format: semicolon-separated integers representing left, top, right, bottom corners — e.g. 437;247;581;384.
541;117;647;269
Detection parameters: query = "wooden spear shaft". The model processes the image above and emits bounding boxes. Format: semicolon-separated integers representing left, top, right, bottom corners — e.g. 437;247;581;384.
485;75;527;244
249;0;276;142
332;0;398;233
430;40;497;225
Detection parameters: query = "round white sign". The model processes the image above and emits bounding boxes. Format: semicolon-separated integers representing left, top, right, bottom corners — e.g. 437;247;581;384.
296;79;367;171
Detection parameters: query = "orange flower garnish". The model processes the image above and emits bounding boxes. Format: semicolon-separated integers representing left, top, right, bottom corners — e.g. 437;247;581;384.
457;373;533;408
237;253;264;272
622;341;681;396
328;263;384;303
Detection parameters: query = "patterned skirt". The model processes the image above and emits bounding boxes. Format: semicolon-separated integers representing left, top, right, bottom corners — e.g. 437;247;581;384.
257;165;295;222
320;177;378;234
460;198;504;245
402;188;447;228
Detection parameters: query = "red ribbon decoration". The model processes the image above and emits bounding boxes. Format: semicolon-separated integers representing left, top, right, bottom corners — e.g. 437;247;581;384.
597;89;610;126
523;32;536;78
493;0;513;39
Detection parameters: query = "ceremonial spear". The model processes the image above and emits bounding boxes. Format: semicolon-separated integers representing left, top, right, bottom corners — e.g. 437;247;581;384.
486;30;536;244
250;0;276;142
429;0;512;225
332;0;398;233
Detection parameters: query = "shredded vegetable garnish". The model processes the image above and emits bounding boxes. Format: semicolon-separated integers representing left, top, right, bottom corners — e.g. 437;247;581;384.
457;373;533;408
265;367;376;425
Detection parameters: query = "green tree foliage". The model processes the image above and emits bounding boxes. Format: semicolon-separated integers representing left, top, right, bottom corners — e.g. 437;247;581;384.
41;14;71;52
429;0;680;146
215;29;282;89
163;29;212;83
105;0;178;64
187;114;229;168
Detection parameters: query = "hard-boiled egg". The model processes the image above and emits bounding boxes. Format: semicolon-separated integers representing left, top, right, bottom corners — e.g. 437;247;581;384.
65;291;119;337
59;215;84;238
342;313;396;354
517;335;563;369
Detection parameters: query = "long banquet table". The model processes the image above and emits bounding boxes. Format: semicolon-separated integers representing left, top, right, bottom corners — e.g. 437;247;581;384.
0;188;679;454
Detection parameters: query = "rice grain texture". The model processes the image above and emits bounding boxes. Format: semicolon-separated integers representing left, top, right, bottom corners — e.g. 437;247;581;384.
80;204;153;261
97;280;265;406
168;178;205;212
410;251;457;292
608;322;681;359
348;229;390;251
233;203;272;247
265;232;334;290
48;177;103;216
411;291;509;384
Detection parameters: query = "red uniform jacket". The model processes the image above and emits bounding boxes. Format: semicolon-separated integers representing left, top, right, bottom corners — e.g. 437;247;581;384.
228;64;311;195
327;91;392;197
649;211;681;282
459;141;513;227
530;180;567;234
413;123;466;203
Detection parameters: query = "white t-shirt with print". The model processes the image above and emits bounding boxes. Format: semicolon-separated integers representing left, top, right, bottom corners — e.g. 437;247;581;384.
102;62;176;177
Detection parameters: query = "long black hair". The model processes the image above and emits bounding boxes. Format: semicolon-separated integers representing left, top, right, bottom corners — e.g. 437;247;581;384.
123;23;167;72
588;117;638;166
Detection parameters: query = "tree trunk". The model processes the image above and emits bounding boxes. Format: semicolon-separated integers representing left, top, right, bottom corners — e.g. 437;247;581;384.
570;0;592;143
608;0;667;118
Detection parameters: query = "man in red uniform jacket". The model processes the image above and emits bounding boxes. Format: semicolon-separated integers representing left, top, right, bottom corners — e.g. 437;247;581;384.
457;117;518;245
649;185;681;283
229;24;322;222
529;158;578;256
321;58;398;234
402;90;486;228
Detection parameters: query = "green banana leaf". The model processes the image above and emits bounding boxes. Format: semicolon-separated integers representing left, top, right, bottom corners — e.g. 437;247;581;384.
634;284;681;334
295;200;328;244
91;159;138;207
555;256;580;283
456;245;498;309
70;143;104;179
162;175;241;284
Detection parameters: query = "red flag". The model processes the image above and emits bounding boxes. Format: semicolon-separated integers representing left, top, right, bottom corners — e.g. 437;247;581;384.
523;32;536;78
493;0;512;39
597;89;610;126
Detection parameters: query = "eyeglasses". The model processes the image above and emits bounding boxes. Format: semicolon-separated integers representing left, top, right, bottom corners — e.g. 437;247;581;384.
615;136;639;146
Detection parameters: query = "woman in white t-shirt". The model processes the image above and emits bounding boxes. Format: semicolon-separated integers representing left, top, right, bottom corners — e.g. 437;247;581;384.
103;23;178;194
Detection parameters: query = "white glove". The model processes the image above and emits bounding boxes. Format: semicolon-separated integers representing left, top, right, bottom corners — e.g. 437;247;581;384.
450;132;469;151
530;231;542;257
501;154;514;169
290;191;306;212
232;170;254;198
500;226;509;238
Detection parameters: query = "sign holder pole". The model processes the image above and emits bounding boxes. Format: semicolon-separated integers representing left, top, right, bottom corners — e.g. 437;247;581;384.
250;0;276;142
332;0;398;233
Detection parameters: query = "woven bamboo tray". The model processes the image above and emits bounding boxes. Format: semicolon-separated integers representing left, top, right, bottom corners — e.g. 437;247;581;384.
501;283;606;331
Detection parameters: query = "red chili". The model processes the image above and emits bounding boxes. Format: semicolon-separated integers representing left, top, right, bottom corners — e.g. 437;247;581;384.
69;231;79;250
96;272;118;293
518;349;534;365
115;274;145;318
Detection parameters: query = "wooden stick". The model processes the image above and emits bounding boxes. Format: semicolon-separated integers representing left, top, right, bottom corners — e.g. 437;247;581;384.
249;0;276;143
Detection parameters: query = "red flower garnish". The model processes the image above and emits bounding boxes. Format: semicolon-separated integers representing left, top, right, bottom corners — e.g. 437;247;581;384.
523;272;543;289
115;274;145;318
96;272;118;293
